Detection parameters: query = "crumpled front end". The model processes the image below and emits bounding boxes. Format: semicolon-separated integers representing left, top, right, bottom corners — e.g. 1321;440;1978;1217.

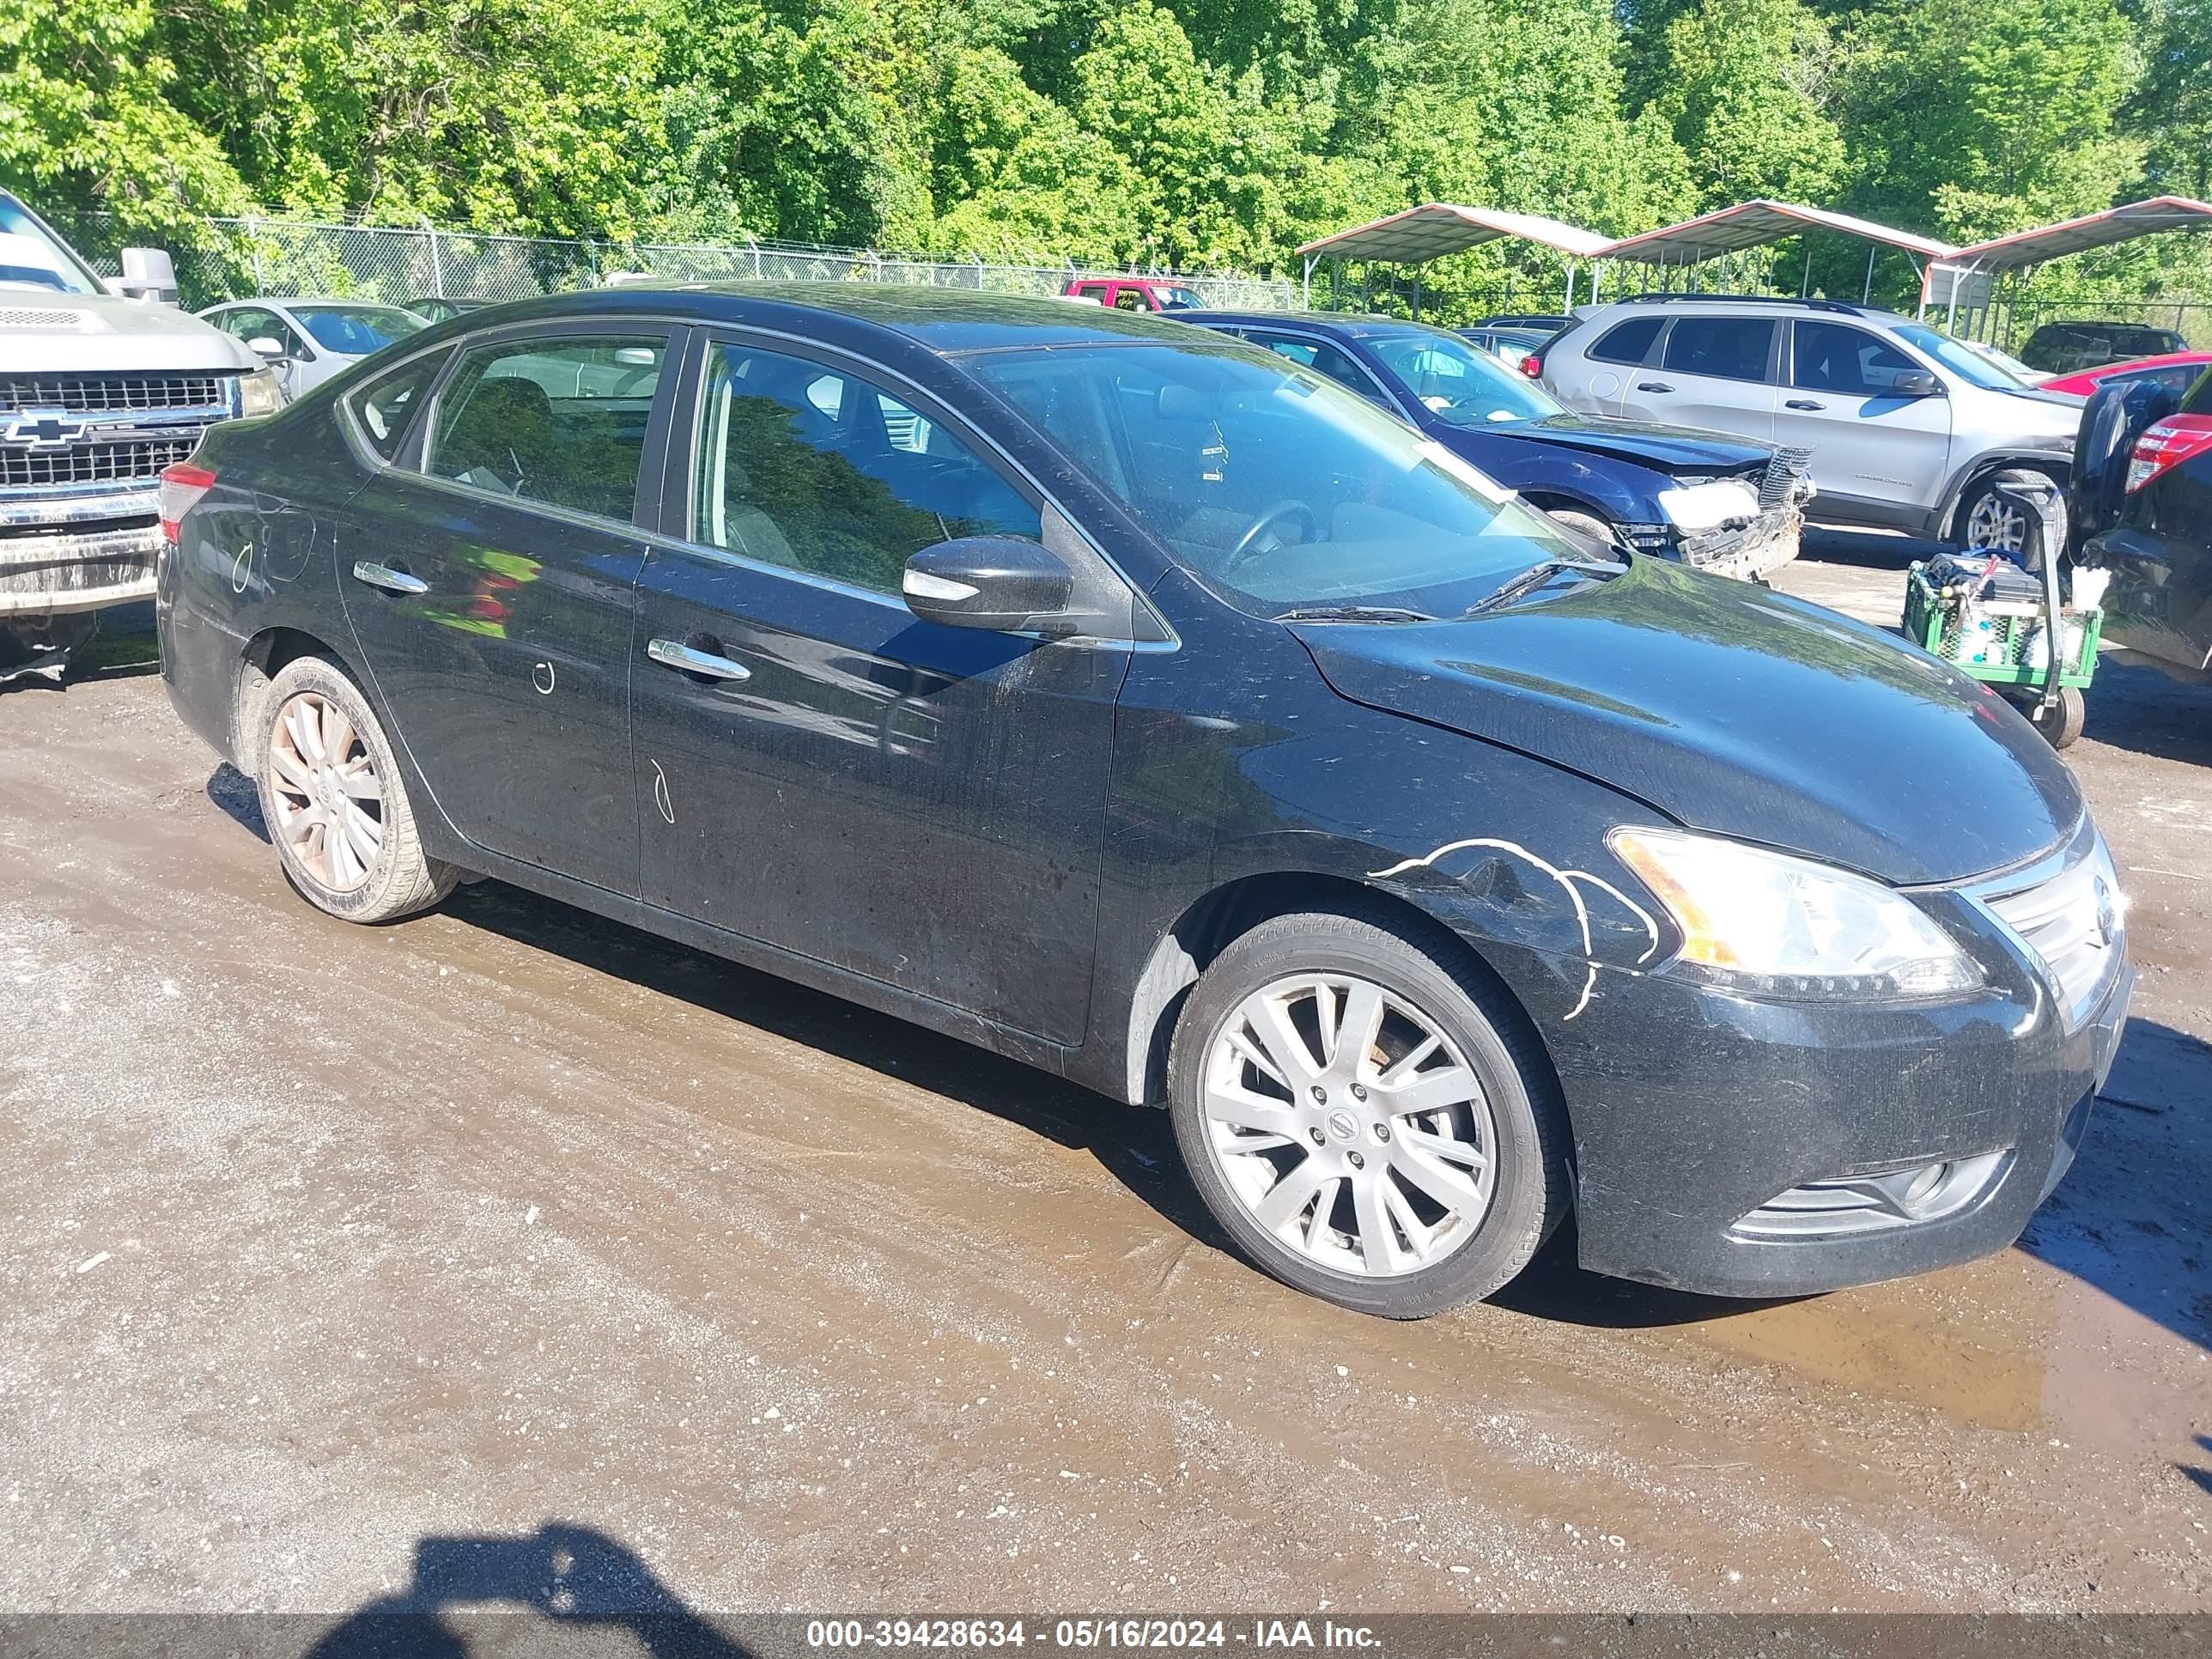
1671;447;1817;581
0;487;165;618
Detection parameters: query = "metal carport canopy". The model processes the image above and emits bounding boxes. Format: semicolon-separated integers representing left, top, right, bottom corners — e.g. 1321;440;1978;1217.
1296;204;1613;264
1940;195;2212;269
1598;200;1959;264
1293;204;1613;313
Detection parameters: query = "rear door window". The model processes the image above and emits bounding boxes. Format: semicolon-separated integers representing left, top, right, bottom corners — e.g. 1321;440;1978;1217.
1588;316;1662;366
1241;331;1394;409
424;333;668;524
1662;317;1777;383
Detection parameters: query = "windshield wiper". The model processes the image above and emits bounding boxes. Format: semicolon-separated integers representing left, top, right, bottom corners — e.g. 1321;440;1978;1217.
1462;559;1622;617
1273;604;1436;623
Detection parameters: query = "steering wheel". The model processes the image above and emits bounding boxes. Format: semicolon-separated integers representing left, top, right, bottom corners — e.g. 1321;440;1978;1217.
1224;499;1320;574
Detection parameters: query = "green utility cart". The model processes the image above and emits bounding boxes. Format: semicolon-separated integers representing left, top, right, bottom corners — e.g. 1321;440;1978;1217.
1900;472;2102;749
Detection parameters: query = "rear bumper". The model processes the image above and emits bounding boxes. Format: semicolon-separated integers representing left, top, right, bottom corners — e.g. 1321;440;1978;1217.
0;488;162;617
1675;506;1802;582
2081;523;2212;679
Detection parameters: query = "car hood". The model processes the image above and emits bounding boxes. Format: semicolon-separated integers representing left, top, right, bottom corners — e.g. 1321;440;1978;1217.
0;289;258;371
1449;414;1774;476
1291;557;2080;885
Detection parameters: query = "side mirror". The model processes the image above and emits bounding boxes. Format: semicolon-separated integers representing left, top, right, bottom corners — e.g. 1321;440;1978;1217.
246;336;289;362
1893;369;1942;398
902;537;1077;635
115;246;179;302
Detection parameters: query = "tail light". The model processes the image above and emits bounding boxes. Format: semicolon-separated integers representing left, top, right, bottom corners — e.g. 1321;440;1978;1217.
158;462;216;543
1520;355;1543;380
2125;414;2212;493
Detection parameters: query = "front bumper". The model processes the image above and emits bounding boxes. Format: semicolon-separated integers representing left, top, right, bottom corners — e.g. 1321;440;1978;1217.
1674;506;1803;583
0;487;163;617
1501;827;2130;1298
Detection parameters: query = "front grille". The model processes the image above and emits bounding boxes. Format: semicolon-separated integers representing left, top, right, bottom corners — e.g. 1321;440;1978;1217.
1;435;202;489
1759;446;1813;509
1979;833;2124;1027
0;373;228;415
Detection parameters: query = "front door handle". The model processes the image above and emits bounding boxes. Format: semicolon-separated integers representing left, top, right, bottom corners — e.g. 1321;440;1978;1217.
648;637;751;682
1785;398;1826;410
351;560;428;595
1636;381;1674;393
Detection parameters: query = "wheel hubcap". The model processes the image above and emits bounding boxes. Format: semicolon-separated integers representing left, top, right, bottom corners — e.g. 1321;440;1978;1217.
1966;494;2026;553
268;690;385;892
1201;973;1498;1279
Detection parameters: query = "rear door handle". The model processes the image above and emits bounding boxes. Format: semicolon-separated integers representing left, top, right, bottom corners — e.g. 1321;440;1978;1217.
1785;398;1825;410
351;561;428;595
1636;381;1674;393
648;637;751;682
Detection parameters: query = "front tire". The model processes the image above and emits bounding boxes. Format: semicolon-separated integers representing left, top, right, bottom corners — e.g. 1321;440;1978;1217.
1956;469;2059;567
1166;910;1570;1318
255;655;457;922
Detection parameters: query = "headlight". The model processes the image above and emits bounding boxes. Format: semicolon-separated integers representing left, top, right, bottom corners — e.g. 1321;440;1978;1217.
1610;828;1982;1000
238;368;283;416
1656;479;1759;532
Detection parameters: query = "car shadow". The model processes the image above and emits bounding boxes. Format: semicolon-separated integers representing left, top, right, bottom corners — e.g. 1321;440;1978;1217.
207;761;269;843
305;1521;748;1657
1801;525;1954;569
2181;1435;2212;1498
2076;653;2212;767
439;877;1231;1258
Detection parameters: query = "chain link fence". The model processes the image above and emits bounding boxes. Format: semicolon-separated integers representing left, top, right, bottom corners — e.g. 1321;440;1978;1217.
50;210;1298;315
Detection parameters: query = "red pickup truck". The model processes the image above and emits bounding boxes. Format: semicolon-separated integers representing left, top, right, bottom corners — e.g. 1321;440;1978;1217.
1063;276;1205;312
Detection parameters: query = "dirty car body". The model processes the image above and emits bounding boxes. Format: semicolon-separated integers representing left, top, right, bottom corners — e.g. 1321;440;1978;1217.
1181;310;1811;581
158;287;2129;1310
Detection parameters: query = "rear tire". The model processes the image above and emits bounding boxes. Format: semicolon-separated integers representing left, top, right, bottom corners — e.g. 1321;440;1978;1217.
255;655;457;922
1166;909;1570;1318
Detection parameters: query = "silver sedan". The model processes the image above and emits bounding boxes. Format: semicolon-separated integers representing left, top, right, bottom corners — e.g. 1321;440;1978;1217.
197;298;429;402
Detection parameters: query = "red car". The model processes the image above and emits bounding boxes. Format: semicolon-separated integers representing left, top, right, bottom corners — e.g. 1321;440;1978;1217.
1063;276;1205;313
2040;350;2212;401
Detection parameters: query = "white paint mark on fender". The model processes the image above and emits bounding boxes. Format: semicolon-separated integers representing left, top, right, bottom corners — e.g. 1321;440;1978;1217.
1369;837;1661;1020
231;540;253;594
651;760;674;825
532;660;556;696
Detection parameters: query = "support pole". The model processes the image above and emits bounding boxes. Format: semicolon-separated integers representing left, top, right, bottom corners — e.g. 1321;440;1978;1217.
1863;243;1876;304
1564;258;1576;313
1412;270;1422;322
1302;253;1316;309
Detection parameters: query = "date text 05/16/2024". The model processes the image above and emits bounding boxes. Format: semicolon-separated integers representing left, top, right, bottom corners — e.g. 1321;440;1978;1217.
805;1620;1383;1650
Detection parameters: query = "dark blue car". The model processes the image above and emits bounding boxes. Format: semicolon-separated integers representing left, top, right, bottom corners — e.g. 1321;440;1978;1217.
1182;310;1814;580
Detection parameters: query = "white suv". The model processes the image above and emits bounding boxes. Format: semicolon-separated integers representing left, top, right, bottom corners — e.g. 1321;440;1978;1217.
1535;296;2085;554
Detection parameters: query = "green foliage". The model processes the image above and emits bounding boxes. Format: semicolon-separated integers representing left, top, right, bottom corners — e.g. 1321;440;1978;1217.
3;0;2207;313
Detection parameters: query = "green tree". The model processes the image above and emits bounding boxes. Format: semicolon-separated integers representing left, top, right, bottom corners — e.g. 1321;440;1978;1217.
1645;0;1849;209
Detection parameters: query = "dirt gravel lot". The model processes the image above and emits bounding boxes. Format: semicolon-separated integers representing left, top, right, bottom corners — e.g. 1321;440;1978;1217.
2;545;2208;1620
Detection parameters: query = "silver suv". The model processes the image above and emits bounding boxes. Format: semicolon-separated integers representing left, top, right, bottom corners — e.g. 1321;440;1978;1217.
1536;296;2086;554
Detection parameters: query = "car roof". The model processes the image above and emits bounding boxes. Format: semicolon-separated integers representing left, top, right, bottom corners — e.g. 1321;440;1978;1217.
392;282;1206;354
1580;295;1912;325
1175;308;1455;342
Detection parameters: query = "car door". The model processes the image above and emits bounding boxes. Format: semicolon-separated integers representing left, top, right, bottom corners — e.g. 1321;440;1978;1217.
1775;319;1954;511
629;333;1133;1044
336;323;681;895
1621;314;1778;441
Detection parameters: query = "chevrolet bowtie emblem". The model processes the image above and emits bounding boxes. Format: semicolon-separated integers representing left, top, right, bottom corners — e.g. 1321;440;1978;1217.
3;407;86;447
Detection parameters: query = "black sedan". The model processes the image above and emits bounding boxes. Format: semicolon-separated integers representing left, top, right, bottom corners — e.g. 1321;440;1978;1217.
1178;311;1811;580
2081;362;2212;676
156;287;2128;1316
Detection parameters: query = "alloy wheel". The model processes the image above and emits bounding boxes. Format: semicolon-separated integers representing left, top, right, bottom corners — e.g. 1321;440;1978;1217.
267;690;386;892
1965;492;2027;553
1200;973;1498;1278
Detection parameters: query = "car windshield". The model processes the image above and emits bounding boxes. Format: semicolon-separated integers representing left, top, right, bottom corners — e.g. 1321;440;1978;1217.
291;304;427;355
1364;327;1565;425
966;339;1574;616
1963;340;2043;383
1891;323;2033;392
0;193;103;295
1154;287;1204;310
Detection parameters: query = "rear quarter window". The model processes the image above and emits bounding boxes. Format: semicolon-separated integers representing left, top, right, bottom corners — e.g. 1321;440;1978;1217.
1588;316;1662;365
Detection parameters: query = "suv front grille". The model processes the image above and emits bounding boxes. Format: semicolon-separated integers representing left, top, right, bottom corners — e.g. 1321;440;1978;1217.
1;373;228;415
1978;832;2124;1027
1;436;202;489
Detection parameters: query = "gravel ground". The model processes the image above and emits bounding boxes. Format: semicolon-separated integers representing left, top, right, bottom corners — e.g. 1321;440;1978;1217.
0;557;2206;1619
